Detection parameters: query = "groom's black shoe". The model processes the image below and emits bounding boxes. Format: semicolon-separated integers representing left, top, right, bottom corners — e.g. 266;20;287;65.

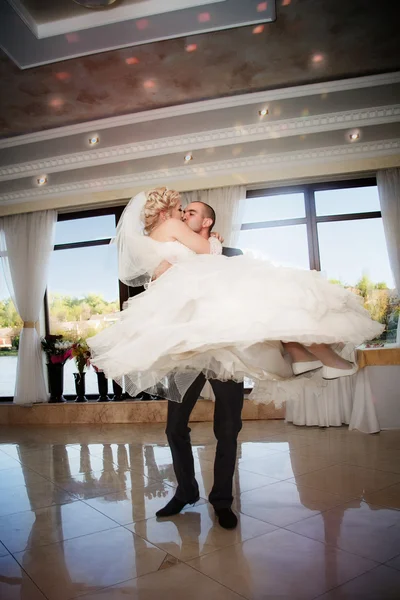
215;507;238;529
156;495;199;518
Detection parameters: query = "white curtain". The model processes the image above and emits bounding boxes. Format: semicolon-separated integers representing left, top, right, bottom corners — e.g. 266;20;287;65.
0;210;57;404
377;168;400;344
182;185;246;246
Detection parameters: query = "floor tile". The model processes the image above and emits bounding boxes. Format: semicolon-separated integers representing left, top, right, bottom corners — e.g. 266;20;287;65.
386;553;400;571
239;451;336;480
238;481;348;527
29;455;119;480
0;466;49;490
241;433;311;453
188;528;376;600
0;554;47;600
54;469;152;500
287;500;400;562
197;468;278;501
363;482;400;510
212;441;282;463
84;480;197;525
0;501;119;553
315;564;400;599
78;561;243;600
130;502;276;561
0;450;21;471
0;481;77;518
2;422;400;600
13;527;166;600
290;464;400;498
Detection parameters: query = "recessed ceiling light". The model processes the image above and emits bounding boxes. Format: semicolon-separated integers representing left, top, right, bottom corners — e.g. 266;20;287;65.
198;12;210;23
136;19;149;31
89;136;99;146
258;108;269;117
184;153;193;163
37;175;48;186
49;97;64;109
55;71;71;81
186;43;197;52
125;56;139;65
143;79;156;89
253;25;265;34
349;132;360;141
312;53;325;64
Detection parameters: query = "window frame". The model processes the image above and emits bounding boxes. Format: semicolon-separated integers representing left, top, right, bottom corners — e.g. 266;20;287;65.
243;177;380;271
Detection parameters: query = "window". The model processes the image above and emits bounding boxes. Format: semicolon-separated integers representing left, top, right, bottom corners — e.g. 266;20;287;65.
240;180;398;345
47;209;122;396
0;282;22;397
238;192;310;270
315;185;381;216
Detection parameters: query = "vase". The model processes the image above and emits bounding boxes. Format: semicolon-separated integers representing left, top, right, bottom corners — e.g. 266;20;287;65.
47;363;66;403
112;380;123;402
96;371;111;402
74;372;87;403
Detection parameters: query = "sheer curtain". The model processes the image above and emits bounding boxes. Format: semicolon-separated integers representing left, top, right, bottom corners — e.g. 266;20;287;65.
182;186;246;399
0;210;57;404
377;168;400;344
182;185;246;246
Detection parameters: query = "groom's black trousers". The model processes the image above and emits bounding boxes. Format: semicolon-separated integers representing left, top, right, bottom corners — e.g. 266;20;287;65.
166;374;244;509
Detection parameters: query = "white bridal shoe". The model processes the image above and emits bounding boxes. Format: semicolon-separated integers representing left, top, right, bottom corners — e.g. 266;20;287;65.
292;360;323;375
322;363;359;380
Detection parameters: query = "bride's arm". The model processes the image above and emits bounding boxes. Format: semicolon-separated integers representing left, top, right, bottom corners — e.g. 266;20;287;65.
164;219;212;254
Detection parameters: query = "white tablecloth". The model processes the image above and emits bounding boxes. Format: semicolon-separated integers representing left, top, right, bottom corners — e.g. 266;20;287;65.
285;366;400;433
248;365;400;433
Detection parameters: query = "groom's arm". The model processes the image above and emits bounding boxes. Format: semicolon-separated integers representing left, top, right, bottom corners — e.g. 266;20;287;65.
152;260;173;280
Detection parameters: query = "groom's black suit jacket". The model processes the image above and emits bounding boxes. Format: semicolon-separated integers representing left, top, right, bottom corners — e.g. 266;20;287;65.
222;246;242;257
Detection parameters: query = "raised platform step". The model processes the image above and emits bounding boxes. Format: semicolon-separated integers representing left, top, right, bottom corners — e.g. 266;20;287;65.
0;399;284;425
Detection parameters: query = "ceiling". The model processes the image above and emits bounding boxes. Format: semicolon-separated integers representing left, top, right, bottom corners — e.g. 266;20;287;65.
0;0;399;214
0;0;399;139
0;0;274;68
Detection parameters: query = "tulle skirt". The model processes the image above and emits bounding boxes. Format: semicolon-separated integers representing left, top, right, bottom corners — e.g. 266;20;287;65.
88;254;384;403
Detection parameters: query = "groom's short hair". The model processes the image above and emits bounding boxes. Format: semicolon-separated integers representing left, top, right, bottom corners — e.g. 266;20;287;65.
200;202;216;231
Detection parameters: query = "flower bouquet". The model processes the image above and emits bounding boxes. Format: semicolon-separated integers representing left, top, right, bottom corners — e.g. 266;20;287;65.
41;335;73;365
71;341;91;403
41;335;73;403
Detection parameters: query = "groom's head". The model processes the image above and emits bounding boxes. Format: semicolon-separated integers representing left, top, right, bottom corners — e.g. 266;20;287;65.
183;202;215;237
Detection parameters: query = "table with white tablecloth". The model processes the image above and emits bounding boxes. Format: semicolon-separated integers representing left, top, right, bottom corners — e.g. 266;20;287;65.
250;347;400;434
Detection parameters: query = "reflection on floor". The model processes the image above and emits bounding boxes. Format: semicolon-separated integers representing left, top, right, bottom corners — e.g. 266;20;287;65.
0;421;400;599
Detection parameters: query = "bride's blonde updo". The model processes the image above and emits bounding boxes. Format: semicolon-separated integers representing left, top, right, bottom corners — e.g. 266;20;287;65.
143;187;181;234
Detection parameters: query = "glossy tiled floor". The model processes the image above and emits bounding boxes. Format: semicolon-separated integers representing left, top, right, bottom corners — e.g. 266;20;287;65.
1;421;400;599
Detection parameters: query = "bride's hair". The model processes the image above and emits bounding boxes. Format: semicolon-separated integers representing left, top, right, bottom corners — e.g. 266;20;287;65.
143;187;181;234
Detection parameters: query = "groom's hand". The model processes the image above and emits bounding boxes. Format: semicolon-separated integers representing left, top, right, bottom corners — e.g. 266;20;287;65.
152;260;172;280
210;232;224;243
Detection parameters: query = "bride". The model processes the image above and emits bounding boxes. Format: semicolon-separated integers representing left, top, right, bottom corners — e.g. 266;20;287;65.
88;187;384;403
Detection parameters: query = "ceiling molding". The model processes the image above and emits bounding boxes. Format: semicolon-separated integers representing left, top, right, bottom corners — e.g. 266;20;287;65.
1;104;399;182
1;138;398;205
1;71;399;150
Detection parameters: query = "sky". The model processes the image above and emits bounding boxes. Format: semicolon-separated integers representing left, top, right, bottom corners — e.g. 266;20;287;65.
0;185;395;304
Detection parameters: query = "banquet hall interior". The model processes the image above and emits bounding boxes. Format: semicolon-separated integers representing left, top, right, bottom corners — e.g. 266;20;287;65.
0;1;400;598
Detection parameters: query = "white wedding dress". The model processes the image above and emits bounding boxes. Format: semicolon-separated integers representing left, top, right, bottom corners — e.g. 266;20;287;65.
88;235;384;404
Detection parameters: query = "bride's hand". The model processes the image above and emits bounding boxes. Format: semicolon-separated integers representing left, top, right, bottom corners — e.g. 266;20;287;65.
210;232;224;243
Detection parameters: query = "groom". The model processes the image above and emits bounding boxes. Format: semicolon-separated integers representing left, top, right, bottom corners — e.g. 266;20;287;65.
156;201;244;529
